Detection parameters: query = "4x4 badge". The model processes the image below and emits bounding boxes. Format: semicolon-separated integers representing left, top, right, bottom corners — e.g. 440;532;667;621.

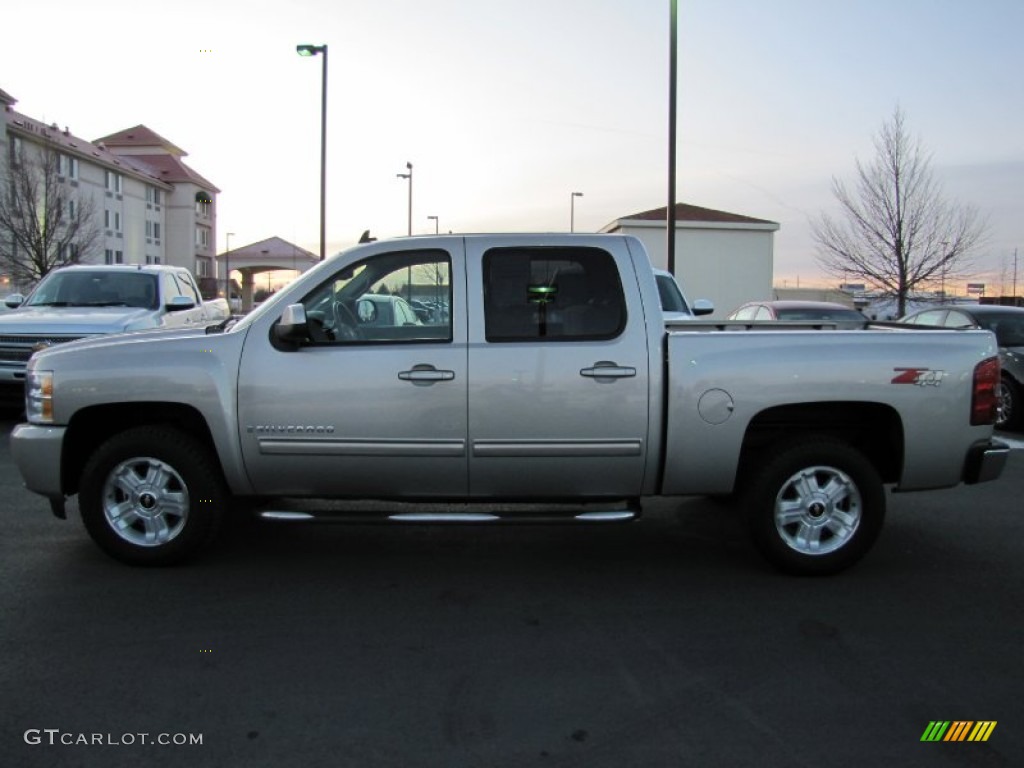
892;368;945;386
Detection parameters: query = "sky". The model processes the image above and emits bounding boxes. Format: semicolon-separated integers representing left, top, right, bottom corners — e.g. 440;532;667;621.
3;0;1022;292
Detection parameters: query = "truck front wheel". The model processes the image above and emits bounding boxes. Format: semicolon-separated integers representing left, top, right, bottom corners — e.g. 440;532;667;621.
79;426;226;565
741;438;885;575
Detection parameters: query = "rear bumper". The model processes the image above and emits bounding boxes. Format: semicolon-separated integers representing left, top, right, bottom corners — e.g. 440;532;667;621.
10;423;66;500
963;439;1010;485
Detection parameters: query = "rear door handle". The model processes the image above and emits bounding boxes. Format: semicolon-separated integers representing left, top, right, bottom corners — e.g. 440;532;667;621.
398;364;455;384
580;362;637;379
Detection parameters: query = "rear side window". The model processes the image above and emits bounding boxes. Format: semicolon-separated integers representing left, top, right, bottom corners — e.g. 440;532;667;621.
483;247;626;342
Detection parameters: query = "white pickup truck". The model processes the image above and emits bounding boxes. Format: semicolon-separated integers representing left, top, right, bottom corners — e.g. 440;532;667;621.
11;234;1009;574
0;264;229;400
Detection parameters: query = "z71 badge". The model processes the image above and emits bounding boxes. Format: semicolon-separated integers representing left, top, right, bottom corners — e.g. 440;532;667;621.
892;368;946;386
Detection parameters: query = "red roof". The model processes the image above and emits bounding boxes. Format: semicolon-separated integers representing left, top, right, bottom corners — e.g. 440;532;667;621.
618;203;776;225
5;110;171;187
129;153;220;193
95;124;185;156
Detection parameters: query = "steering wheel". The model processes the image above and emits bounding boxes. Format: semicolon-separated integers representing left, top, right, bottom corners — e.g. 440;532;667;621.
331;300;362;341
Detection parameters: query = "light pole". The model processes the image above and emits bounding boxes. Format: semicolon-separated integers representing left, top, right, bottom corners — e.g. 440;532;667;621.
396;162;413;300
570;191;583;232
396;162;413;236
224;231;235;305
427;215;439;235
296;43;328;261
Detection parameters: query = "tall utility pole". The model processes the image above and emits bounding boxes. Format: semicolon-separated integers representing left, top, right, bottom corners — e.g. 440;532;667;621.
1014;247;1019;301
396;162;413;301
570;192;583;232
396;162;413;236
667;0;678;274
295;44;328;260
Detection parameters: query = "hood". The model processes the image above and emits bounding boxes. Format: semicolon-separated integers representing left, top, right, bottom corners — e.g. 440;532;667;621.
0;305;157;335
31;325;215;364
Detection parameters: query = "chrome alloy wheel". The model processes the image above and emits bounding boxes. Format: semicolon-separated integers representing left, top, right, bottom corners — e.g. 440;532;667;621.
997;379;1013;428
773;465;862;556
101;457;190;547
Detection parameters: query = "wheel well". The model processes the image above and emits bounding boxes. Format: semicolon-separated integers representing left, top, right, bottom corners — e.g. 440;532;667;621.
61;403;219;496
738;402;903;484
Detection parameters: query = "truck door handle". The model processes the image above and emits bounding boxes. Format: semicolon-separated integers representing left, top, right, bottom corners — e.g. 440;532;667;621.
398;365;455;384
580;362;637;379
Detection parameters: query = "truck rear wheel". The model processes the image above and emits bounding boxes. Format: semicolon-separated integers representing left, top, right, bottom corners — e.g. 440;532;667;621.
79;426;226;565
741;438;885;575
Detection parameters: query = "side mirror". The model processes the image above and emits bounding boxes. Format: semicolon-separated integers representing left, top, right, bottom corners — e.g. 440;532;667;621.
4;293;25;309
166;295;196;312
692;299;714;316
273;304;310;348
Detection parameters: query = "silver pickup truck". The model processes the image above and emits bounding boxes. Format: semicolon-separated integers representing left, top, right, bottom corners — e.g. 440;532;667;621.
10;234;1009;574
0;264;229;400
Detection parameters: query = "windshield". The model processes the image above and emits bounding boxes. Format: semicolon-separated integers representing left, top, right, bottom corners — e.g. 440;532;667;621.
776;307;865;322
976;312;1024;347
655;273;690;313
26;271;159;309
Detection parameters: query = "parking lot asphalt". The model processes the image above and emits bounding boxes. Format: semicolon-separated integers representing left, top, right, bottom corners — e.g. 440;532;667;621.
1;419;1022;768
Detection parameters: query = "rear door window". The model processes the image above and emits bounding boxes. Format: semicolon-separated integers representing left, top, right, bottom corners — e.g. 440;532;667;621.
483;247;626;342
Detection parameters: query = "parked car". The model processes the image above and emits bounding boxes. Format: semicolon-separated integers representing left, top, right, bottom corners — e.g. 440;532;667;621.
899;304;1024;430
652;268;713;321
12;234;1008;575
728;300;868;329
356;294;423;327
0;264;228;402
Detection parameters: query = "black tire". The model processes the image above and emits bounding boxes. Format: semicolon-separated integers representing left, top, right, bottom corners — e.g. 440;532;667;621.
997;376;1020;431
79;426;227;566
740;437;885;576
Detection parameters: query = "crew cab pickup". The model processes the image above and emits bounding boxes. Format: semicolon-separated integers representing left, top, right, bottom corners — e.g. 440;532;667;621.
0;264;229;398
10;234;1009;574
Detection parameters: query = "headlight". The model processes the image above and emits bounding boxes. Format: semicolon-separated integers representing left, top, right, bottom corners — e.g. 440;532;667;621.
26;370;54;424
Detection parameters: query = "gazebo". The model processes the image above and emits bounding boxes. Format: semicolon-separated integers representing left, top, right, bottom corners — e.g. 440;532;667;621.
216;237;319;311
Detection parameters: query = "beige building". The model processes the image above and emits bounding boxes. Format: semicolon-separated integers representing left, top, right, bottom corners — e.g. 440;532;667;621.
1;87;218;288
601;203;779;318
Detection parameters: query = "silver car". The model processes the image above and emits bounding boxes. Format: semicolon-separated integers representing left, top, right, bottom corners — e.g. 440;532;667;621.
900;304;1024;431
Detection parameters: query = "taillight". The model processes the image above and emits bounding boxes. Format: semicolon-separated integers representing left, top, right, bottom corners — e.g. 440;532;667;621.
971;357;1001;425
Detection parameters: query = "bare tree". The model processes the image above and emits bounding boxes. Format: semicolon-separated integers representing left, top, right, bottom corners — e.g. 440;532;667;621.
812;107;987;317
0;140;99;285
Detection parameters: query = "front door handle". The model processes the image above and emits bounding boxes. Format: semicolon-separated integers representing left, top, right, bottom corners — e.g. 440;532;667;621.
398;364;456;385
580;361;637;379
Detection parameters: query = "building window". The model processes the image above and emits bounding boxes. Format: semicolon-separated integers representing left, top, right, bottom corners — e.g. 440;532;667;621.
146;187;162;207
104;210;111;230
104;249;124;264
8;136;22;165
195;190;213;217
195;257;210;277
67;199;76;219
153;222;160;242
59;243;79;263
105;170;122;194
114;212;122;233
195;226;210;248
146;255;161;265
58;154;79;180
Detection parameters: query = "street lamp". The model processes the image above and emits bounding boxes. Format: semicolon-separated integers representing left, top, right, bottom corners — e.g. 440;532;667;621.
296;43;328;261
570;191;583;232
396;162;413;236
427;215;439;235
224;231;235;306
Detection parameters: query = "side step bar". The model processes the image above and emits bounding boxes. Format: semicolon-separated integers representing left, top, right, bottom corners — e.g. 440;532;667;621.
258;508;639;524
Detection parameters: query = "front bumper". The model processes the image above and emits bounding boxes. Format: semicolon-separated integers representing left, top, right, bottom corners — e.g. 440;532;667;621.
963;438;1010;485
10;423;67;500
